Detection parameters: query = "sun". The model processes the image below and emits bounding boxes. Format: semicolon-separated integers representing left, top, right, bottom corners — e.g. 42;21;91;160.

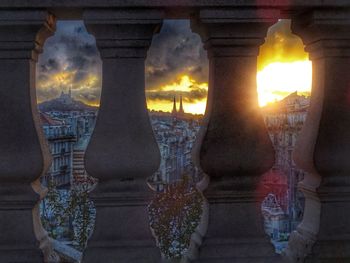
146;61;313;115
257;60;312;107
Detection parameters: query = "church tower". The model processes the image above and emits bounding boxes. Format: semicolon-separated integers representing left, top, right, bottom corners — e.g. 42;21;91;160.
171;96;177;117
178;95;185;117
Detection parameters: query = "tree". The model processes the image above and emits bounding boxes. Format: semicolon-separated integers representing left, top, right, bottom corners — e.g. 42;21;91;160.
41;179;67;239
148;175;203;259
41;176;96;250
67;178;96;251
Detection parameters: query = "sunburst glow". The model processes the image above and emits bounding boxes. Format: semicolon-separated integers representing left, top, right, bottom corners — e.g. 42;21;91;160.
160;75;207;93
147;60;312;114
146;75;208;115
257;60;312;107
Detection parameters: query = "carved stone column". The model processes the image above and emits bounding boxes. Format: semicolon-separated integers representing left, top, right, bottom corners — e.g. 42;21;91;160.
191;8;280;262
0;10;57;263
290;9;350;262
82;9;162;263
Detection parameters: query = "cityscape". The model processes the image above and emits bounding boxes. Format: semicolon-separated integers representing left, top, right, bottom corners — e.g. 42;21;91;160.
1;2;349;262
261;91;309;253
33;16;313;263
38;87;310;260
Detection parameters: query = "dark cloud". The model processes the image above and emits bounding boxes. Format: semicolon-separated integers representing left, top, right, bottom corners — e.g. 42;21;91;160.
36;21;101;104
147;89;207;103
37;19;305;109
187;87;207;102
67;56;90;71
37;74;49;82
73;71;89;82
40;58;60;73
37;20;209;106
76;87;101;104
146;20;209;91
146;81;207;103
36;86;61;101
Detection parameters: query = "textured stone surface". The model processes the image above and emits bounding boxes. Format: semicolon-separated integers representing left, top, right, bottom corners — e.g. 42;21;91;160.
0;10;57;263
0;1;349;21
0;3;349;263
82;10;162;263
191;8;279;262
0;0;350;8
290;9;350;263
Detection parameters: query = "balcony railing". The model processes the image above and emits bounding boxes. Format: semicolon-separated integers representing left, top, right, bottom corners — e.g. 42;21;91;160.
0;1;349;263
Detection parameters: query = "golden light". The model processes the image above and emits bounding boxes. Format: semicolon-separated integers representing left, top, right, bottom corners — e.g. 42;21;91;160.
184;100;207;115
257;60;312;107
146;75;208;115
53;71;76;86
161;75;207;93
147;99;208;115
147;59;312;114
146;20;313;113
36;20;313;115
256;20;312;107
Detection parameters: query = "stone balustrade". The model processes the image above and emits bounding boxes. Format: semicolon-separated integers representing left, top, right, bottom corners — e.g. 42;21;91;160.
0;1;349;263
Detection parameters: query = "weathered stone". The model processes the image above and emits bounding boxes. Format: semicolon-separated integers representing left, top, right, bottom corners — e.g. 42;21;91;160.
0;1;350;13
289;8;350;263
82;9;163;263
191;8;280;262
0;3;348;263
0;10;58;263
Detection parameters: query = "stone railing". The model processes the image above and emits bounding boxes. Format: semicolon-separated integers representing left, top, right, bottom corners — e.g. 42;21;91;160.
0;1;349;262
52;239;82;263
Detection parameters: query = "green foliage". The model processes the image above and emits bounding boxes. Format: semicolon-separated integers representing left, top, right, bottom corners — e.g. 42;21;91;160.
148;176;203;259
66;183;96;251
41;179;68;239
40;177;96;251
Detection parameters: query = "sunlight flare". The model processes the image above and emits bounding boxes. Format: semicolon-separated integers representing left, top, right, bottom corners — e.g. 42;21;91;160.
146;75;208;115
257;60;312;107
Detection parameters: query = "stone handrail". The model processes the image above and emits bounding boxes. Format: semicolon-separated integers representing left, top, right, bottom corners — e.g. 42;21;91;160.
0;2;349;263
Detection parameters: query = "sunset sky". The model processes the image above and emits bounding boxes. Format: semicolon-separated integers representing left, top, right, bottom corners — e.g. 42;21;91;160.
37;19;312;114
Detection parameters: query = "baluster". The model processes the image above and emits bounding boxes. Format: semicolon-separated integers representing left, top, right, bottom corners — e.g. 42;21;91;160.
288;9;350;262
0;10;58;262
191;8;280;262
82;9;163;263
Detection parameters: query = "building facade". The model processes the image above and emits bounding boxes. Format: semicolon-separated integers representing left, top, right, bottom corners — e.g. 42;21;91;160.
39;90;98;189
40;113;76;189
261;92;310;250
149;100;201;191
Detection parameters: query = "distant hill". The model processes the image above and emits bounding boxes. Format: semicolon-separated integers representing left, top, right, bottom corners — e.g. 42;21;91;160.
38;91;98;112
261;91;310;114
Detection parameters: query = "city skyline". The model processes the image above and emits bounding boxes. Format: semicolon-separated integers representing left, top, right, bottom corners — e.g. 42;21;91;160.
37;19;312;114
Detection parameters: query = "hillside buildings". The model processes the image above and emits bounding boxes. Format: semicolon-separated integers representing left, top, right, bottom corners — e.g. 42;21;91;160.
40;91;202;193
36;88;315;262
148;96;202;191
261;91;310;252
39;89;97;112
40;113;76;189
39;91;98;243
39;90;98;189
39;90;310;253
